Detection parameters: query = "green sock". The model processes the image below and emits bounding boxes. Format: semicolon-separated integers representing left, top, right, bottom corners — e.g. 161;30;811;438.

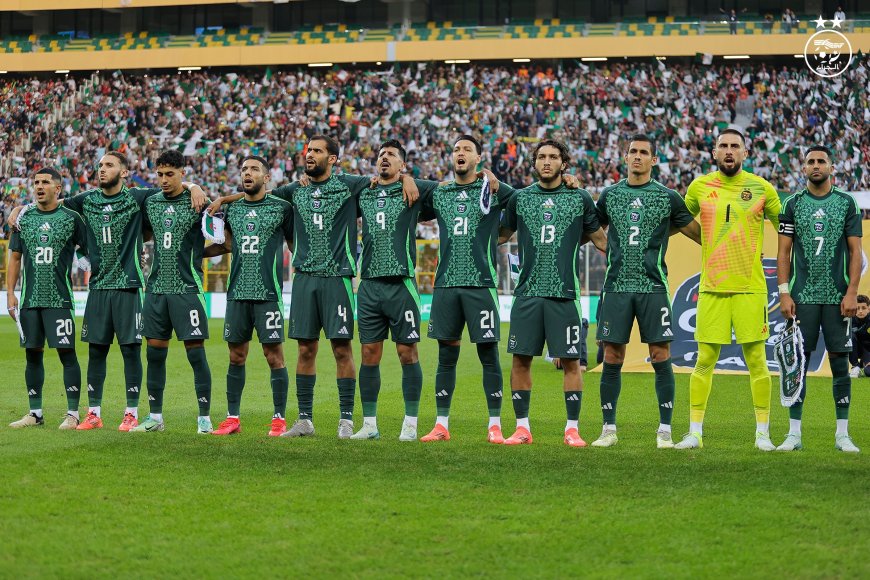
359;364;381;418
120;344;143;408
565;390;582;421
652;359;675;425
226;363;246;416
401;362;423;417
186;346;212;416
296;374;316;420
600;362;622;426
338;378;356;421
58;349;81;412
271;367;289;418
146;345;168;415
831;355;851;420
511;390;531;419
477;343;503;417
25;349;44;412
86;344;110;407
435;344;460;416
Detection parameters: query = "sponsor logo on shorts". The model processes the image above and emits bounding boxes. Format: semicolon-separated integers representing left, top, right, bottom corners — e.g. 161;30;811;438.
406;330;419;340
566;345;578;355
338;326;349;335
191;328;203;337
268;331;281;339
600;323;610;337
58;336;70;345
224;325;230;338
81;323;88;338
508;335;517;349
482;329;495;339
662;328;673;337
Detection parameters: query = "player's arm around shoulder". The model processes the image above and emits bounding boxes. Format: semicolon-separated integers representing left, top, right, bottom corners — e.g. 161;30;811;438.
760;177;782;228
668;187;701;244
498;189;520;245
581;189;606;252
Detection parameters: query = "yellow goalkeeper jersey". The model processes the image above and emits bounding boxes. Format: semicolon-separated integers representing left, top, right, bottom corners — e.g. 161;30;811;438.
685;170;781;294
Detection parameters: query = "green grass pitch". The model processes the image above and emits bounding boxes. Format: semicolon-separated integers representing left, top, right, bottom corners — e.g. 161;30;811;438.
1;318;869;577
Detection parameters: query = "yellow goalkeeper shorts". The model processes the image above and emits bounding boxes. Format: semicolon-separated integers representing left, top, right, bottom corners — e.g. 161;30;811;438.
695;292;770;345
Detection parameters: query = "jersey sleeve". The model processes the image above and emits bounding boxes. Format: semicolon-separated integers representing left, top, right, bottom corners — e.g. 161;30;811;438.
581;190;601;234
73;211;89;254
338;174;373;196
8;229;22;253
496;181;516;205
845;194;863;238
271;182;299;204
595;188;610;227
684;181;702;216
501;193;518;232
62;192;86;214
763;181;781;229
778;196;796;237
414;179;439;206
130;187;161;208
282;203;294;243
669;189;694;228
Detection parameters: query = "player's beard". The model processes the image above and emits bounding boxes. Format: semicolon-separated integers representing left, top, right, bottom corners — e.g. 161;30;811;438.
718;160;742;177
242;180;264;195
305;161;328;178
807;174;829;186
100;173;121;190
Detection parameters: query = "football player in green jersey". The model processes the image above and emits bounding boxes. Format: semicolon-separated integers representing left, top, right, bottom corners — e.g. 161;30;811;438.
350;139;438;441
130;150;213;434
204;156;294;437
591;135;700;449
777;145;863;453
418;135;518;444
7;168;88;430
8;152;208;432
499;139;607;446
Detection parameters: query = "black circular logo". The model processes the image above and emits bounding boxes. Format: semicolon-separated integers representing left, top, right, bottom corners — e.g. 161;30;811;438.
39;233;49;244
163;218;173;229
741;189;753;201
312;199;322;210
814;222;825;233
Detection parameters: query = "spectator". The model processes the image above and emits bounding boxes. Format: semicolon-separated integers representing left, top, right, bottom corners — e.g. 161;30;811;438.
835;6;846;22
782;9;797;33
763;14;774;33
720;8;746;35
850;295;870;377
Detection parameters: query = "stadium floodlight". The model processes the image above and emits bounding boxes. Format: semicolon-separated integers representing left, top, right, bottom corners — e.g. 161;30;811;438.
308;63;333;67
793;54;803;58
178;66;202;71
55;69;70;73
0;71;7;74
444;59;471;64
513;58;531;63
656;56;667;60
581;57;607;62
723;55;750;59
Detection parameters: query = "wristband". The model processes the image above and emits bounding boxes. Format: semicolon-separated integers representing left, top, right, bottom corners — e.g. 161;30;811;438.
778;283;790;295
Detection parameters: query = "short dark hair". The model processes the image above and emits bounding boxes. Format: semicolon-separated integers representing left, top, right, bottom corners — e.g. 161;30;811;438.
379;139;407;162
858;295;869;306
242;155;269;171
718;128;746;145
309;134;340;157
454;135;482;155
156;149;185;169
627;134;657;156
105;150;129;168
34;167;62;183
532;139;571;166
805;145;833;160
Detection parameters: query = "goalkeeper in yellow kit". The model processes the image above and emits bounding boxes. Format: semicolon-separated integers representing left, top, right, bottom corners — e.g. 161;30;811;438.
675;129;781;451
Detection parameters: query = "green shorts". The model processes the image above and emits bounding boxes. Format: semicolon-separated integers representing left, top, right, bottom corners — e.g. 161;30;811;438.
507;296;584;358
224;300;284;344
143;293;209;342
596;292;674;344
428;286;500;343
796;303;852;353
358;277;422;344
81;288;144;345
695;292;770;345
288;274;355;341
18;307;76;349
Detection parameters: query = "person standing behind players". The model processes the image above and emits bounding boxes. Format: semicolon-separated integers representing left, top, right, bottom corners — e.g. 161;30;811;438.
206;156;294;437
130;150;213;434
498;139;607;447
675;129;781;451
7;168;88;430
776;145;862;453
350;140;438;442
8;152;208;432
849;295;870;377
418;135;516;444
591;135;700;449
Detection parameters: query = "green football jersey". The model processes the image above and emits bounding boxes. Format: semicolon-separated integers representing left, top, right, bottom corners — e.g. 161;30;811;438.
273;174;370;278
596;179;694;294
358;179;437;279
143;190;206;295
225;195;294;301
64;186;160;290
9;206;88;309
422;178;515;288
502;183;599;299
779;186;862;304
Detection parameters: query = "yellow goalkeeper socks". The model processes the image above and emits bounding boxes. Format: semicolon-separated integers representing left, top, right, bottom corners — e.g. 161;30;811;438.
743;340;771;426
689;342;721;427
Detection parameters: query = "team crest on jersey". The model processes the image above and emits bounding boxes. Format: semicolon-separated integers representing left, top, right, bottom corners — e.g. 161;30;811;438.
224;325;230;338
814;221;825;232
741;188;753;201
457;203;467;214
39;233;51;244
377;198;387;209
163;218;174;229
102;214;111;223
629;210;642;223
601;323;610;337
312;199;323;210
542;211;554;222
245;221;257;233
